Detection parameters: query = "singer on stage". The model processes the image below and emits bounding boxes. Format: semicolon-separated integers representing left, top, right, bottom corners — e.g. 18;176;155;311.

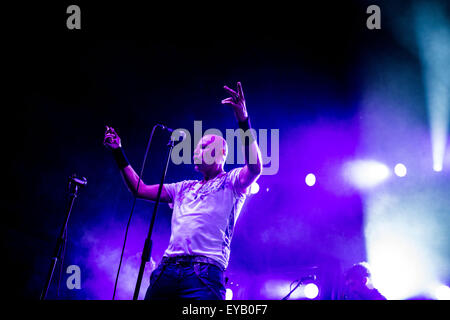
103;82;263;300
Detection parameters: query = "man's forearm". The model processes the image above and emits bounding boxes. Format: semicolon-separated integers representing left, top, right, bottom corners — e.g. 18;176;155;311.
120;165;144;197
113;150;165;201
238;117;263;175
105;128;163;201
245;140;263;174
112;147;145;197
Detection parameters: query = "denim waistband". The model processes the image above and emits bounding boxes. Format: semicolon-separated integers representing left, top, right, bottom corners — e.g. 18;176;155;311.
161;255;225;271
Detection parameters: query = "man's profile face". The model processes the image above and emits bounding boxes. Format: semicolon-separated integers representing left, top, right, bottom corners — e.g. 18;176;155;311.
193;135;227;171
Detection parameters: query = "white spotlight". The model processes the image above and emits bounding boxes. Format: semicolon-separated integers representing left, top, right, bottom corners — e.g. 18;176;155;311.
394;163;407;177
225;288;233;300
304;283;319;299
433;285;450;300
343;160;390;190
250;182;260;194
305;173;316;187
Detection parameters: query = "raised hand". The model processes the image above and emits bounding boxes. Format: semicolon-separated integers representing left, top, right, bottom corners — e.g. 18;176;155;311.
221;82;248;122
103;126;122;149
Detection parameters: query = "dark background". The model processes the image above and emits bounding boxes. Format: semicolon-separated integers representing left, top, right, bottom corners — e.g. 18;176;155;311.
4;0;429;300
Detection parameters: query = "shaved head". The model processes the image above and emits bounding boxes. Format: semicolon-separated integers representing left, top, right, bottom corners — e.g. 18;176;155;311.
201;134;228;159
193;134;228;172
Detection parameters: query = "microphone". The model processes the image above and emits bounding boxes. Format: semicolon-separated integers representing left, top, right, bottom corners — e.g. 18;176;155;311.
67;175;87;194
69;175;87;186
157;124;186;141
157;123;174;133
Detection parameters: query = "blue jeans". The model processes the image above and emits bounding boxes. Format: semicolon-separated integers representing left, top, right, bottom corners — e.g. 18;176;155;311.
144;259;226;300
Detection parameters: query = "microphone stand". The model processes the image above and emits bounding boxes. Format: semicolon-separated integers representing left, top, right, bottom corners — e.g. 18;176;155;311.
132;136;175;300
281;275;317;300
282;280;304;300
40;174;87;300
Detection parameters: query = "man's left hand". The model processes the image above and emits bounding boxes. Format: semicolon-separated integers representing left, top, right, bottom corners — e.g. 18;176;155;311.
222;82;248;122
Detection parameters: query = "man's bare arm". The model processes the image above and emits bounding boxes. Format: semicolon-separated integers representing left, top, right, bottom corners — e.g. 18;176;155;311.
237;139;263;190
120;165;171;202
104;126;171;202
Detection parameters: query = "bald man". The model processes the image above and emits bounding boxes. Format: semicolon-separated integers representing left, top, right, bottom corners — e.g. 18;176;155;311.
104;82;262;300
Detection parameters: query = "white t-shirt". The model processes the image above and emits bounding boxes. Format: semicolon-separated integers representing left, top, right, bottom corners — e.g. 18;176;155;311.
162;168;247;270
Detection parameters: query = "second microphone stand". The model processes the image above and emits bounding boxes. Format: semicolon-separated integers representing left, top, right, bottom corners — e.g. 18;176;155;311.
40;174;87;300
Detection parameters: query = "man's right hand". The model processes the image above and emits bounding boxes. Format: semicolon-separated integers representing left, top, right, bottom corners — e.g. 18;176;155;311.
104;125;171;203
103;126;122;149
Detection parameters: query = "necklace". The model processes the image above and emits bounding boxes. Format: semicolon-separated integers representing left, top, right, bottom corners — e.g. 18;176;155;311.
194;171;226;199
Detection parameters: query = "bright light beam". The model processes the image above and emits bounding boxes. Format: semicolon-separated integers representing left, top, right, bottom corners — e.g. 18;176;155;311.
342;160;391;190
414;1;450;173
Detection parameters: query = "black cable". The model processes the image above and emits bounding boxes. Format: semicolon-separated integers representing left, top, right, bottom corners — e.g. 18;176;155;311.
112;124;159;300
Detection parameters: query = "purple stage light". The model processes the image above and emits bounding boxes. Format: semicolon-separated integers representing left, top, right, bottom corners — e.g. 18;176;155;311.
305;173;316;187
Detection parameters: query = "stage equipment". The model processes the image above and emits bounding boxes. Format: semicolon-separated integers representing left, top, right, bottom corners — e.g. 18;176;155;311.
40;174;87;300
